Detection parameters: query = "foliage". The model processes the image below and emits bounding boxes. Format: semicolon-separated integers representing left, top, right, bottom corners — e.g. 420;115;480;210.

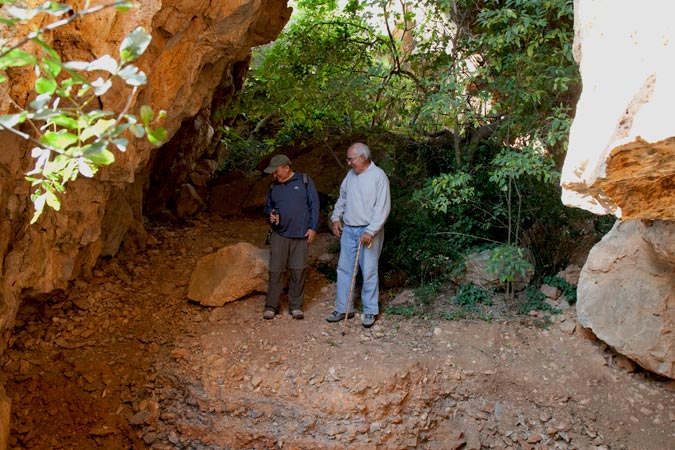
0;1;167;223
216;128;270;175
485;244;532;284
381;199;461;285
220;5;385;146
385;303;419;318
223;0;581;287
520;285;560;315
454;283;492;308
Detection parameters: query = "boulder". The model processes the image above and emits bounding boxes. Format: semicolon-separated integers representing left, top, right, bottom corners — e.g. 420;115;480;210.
175;184;206;219
187;242;269;307
577;220;675;378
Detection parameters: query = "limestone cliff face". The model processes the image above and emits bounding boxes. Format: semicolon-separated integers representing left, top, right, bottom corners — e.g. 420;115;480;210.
0;1;291;351
563;0;675;378
562;0;675;218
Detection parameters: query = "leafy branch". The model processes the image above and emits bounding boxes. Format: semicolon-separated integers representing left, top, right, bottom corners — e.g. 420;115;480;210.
0;1;167;223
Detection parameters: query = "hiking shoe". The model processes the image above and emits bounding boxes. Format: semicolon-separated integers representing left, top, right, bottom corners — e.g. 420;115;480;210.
362;314;376;328
263;309;276;320
291;309;304;320
326;310;355;323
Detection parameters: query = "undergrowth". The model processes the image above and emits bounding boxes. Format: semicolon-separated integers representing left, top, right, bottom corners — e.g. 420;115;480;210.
384;279;565;325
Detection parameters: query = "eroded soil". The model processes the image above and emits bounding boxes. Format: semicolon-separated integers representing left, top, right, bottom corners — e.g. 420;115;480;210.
2;215;674;449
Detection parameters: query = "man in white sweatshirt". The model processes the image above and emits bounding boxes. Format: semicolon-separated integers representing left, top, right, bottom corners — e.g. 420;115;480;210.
327;142;391;328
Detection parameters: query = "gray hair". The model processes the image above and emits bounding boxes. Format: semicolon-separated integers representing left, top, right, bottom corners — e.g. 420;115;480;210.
349;142;371;160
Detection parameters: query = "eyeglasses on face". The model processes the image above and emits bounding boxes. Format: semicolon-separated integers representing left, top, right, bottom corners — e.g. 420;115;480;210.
346;155;361;163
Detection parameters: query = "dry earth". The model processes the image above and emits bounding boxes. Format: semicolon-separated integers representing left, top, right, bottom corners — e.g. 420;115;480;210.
1;214;674;450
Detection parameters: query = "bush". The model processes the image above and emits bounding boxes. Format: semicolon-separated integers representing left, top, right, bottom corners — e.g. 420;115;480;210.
454;283;492;309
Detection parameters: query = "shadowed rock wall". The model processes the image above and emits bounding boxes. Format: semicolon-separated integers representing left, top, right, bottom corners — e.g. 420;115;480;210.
0;0;291;351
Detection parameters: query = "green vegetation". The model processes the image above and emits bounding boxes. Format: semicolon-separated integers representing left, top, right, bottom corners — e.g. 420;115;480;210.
542;274;577;304
0;1;166;223
454;283;492;309
216;0;599;318
3;1;593;318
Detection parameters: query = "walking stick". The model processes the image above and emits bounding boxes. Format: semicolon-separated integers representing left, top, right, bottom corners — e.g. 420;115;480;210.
342;240;362;336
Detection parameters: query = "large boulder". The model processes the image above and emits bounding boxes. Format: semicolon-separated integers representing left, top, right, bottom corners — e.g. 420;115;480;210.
577;220;674;378
187;242;269;307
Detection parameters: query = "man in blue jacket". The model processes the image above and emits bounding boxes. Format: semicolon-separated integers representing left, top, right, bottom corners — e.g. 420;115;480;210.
327;143;391;328
263;154;320;320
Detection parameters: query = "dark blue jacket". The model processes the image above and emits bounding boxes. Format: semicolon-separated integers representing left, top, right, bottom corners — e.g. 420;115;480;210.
264;172;320;238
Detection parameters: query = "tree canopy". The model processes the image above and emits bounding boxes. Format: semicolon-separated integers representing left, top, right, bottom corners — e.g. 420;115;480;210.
220;0;596;290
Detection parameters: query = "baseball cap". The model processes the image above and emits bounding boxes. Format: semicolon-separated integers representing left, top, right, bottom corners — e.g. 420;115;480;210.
264;154;292;173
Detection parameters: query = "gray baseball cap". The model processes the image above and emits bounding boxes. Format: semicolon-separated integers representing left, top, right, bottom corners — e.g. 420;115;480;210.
264;154;292;173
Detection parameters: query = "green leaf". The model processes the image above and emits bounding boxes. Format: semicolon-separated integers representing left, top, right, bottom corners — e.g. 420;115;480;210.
117;64;147;86
0;18;18;27
80;118;116;141
62;159;78;182
91;77;113;96
38;2;73;17
146;126;167;146
112;138;128;152
50;114;79;129
35;77;57;94
46;154;71;173
0;112;28;128
30;193;47;224
129;124;145;138
62;61;90;71
119;27;151;63
78;159;96;177
41;56;63;78
29;93;52;110
83;141;115;165
4;5;39;20
85;54;118;74
0;48;37;69
115;1;135;12
40;130;78;150
140;105;154;124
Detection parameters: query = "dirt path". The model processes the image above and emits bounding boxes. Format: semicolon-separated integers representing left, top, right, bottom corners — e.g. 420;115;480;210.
2;215;674;449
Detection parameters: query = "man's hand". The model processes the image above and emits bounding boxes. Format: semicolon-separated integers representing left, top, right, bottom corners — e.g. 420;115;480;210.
360;232;373;248
330;220;343;237
306;229;317;245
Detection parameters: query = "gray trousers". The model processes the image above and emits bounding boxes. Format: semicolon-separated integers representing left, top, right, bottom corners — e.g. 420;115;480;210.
265;231;308;312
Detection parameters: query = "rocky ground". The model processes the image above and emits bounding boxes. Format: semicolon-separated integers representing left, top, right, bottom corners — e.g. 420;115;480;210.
1;214;674;450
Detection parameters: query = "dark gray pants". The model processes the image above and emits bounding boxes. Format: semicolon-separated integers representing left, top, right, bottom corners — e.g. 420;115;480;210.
265;232;308;312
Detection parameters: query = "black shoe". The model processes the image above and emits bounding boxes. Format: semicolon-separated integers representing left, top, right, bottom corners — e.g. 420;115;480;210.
326;310;355;323
362;314;376;328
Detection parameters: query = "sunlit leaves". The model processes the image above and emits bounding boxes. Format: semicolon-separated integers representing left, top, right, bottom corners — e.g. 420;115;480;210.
413;171;475;214
119;26;151;63
0;3;167;223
